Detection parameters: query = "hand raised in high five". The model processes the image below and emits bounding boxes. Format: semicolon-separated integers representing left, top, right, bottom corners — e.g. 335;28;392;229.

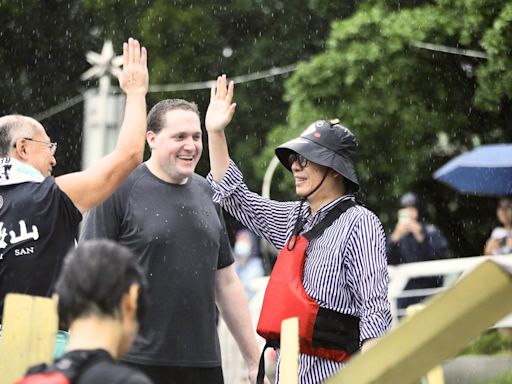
115;37;149;95
206;74;236;133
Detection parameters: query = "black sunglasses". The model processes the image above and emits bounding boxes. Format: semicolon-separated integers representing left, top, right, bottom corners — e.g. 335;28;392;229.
288;153;309;168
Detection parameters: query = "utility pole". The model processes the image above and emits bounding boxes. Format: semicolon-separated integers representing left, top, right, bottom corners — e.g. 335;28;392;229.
80;40;125;169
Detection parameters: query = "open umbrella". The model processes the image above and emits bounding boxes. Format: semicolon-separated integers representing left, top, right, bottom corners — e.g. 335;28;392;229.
433;144;512;196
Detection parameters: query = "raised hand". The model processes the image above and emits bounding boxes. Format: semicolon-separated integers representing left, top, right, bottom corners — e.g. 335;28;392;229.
115;37;148;95
205;74;236;133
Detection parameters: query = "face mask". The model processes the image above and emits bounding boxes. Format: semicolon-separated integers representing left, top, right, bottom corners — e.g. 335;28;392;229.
234;240;252;258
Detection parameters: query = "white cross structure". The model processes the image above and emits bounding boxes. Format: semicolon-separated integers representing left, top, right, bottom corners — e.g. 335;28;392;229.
81;40;125;169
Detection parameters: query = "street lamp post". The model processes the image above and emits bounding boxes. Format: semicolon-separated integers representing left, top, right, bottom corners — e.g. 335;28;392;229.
80;40;124;170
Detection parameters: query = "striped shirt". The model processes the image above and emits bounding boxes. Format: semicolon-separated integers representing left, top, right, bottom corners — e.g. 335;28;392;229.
207;160;391;384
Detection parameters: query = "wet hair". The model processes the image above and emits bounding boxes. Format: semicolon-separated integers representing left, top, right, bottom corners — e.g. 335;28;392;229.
55;239;148;328
147;99;200;134
0;115;36;156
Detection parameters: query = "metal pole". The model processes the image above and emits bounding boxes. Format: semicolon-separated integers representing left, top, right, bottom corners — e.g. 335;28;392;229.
260;156;281;274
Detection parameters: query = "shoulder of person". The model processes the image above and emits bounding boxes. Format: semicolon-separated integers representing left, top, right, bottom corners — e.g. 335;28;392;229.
190;173;215;192
351;202;382;224
490;226;508;238
38;175;60;193
190;172;208;184
113;164;150;195
424;223;441;234
79;359;152;384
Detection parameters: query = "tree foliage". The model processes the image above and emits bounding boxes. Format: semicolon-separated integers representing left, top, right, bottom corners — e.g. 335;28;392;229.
275;0;512;256
1;0;510;253
0;0;96;173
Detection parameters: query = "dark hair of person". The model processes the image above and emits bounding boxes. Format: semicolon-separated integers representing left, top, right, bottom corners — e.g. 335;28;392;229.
55;239;148;328
147;99;200;134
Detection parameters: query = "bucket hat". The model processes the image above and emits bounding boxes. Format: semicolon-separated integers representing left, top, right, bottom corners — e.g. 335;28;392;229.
275;119;360;192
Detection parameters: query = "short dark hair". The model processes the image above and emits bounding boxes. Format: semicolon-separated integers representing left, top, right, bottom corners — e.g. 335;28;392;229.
147;99;200;134
55;239;148;327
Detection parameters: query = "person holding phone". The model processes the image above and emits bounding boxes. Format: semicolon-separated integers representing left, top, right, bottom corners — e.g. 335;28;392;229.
386;192;449;310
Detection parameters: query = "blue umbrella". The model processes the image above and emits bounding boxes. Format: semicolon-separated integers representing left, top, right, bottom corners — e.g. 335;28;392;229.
433;144;512;196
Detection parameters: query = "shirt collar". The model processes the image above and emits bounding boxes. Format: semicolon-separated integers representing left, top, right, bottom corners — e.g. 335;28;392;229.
316;194;355;215
302;195;355;229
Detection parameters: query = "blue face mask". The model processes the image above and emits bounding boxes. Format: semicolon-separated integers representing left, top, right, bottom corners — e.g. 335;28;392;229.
234;240;252;259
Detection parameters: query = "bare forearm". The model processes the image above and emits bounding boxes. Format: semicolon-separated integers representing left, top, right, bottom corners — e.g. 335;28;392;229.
208;130;231;182
216;274;260;370
115;92;147;165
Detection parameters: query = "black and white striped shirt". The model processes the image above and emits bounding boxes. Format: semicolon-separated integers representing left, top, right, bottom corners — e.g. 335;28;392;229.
208;161;391;383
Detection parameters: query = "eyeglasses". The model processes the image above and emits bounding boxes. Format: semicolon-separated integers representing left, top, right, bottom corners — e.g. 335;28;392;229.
14;137;57;156
288;153;309;168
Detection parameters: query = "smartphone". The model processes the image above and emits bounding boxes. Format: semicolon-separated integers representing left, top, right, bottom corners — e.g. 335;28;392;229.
398;208;411;223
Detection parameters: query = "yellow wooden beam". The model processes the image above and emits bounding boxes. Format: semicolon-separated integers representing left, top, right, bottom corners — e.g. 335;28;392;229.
0;293;58;384
325;260;512;384
405;305;444;384
279;317;299;384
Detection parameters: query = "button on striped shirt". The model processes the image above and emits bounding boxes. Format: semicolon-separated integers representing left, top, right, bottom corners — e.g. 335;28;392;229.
207;161;391;384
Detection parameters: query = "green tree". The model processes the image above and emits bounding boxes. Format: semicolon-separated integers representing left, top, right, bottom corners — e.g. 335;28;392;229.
80;0;360;183
0;0;98;174
274;0;512;256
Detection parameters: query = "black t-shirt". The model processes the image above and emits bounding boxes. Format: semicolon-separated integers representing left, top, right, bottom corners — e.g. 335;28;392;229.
0;177;82;321
80;165;234;367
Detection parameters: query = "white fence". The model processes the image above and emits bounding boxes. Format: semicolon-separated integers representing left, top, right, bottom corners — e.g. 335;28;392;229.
387;254;512;326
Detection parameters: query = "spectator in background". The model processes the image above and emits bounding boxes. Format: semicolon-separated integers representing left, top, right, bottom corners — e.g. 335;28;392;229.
484;197;512;256
233;229;264;300
387;192;449;309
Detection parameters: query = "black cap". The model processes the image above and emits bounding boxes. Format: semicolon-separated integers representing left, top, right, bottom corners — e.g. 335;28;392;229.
400;192;419;208
275;119;359;192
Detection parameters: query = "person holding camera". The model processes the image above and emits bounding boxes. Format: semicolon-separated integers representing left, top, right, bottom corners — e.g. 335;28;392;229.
386;193;448;309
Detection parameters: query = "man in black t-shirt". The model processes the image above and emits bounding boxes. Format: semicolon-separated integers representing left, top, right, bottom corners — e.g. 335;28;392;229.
20;240;153;384
81;98;266;384
0;38;148;329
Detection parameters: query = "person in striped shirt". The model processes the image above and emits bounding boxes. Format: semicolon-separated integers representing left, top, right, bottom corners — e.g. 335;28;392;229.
205;75;392;383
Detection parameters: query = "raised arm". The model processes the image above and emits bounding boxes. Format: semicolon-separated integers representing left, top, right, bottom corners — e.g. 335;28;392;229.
56;37;148;213
205;74;236;182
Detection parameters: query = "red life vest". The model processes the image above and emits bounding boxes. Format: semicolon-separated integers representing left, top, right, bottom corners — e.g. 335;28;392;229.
256;199;359;378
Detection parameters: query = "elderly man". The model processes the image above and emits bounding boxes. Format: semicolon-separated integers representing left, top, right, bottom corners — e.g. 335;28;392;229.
0;38;148;356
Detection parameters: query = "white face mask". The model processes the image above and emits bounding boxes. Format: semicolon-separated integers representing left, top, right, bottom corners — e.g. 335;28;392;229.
234;240;252;259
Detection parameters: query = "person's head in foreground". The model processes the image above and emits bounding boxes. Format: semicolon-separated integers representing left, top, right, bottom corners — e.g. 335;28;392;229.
0;114;57;177
55;239;148;358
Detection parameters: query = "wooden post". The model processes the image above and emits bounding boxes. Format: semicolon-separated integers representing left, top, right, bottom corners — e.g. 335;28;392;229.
0;293;58;384
406;305;444;384
279;317;299;384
